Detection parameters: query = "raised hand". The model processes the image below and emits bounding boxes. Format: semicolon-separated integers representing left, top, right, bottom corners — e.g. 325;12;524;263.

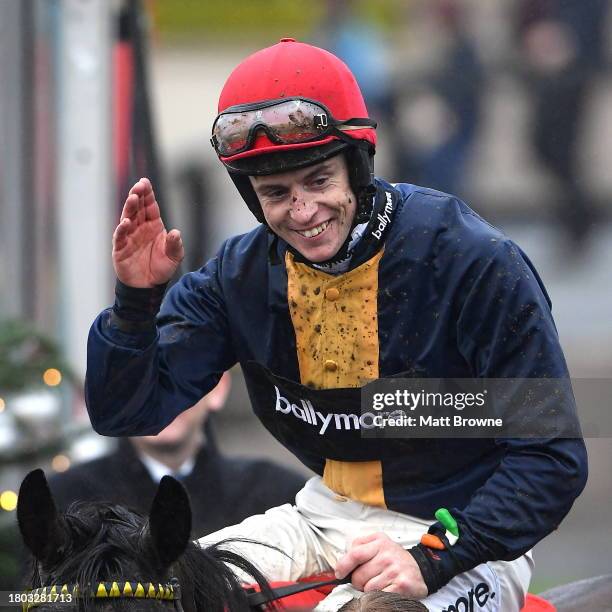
335;532;428;599
112;178;184;288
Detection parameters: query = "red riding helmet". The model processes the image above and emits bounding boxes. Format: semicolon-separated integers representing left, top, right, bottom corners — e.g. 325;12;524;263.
212;38;377;224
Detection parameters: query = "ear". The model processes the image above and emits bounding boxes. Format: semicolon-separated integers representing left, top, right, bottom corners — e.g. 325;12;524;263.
147;476;192;568
17;469;67;566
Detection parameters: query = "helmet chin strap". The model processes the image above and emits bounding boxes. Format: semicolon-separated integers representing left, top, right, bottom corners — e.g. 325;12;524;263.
355;182;377;224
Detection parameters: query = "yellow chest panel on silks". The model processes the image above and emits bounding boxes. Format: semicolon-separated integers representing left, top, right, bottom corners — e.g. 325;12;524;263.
285;249;386;508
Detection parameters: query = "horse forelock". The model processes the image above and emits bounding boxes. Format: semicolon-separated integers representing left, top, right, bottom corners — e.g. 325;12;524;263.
33;501;159;586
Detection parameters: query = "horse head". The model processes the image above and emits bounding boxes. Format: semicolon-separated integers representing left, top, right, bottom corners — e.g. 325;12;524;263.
17;469;269;612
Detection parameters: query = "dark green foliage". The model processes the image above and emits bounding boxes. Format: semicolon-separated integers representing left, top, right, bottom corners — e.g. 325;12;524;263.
0;319;74;393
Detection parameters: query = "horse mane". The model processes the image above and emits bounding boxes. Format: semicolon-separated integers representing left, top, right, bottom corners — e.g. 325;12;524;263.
25;500;276;612
178;539;277;612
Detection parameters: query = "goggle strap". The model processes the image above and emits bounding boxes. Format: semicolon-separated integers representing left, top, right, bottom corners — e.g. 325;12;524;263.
332;128;374;151
337;124;375;132
336;118;377;129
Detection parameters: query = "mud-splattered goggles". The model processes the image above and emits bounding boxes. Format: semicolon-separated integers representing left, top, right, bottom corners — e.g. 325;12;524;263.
211;97;376;157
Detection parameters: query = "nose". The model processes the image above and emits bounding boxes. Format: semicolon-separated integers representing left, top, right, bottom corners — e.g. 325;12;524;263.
289;188;317;225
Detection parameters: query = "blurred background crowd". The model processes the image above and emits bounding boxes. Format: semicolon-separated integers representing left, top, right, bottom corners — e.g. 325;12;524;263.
0;0;611;596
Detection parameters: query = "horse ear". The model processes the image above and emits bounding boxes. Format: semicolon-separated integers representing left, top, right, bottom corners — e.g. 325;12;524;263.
17;469;67;565
147;476;192;567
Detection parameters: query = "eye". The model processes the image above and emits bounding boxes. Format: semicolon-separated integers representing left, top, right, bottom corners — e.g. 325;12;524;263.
311;175;329;188
268;188;288;200
261;187;288;202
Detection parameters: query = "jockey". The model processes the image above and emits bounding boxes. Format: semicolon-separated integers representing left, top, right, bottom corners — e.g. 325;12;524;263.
86;39;587;611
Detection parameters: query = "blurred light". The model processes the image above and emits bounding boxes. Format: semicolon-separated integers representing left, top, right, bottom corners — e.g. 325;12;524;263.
43;368;62;386
0;397;5;412
0;490;18;512
52;454;71;473
70;433;111;463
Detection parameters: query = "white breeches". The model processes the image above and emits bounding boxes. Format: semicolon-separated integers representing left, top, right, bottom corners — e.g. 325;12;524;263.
199;476;533;611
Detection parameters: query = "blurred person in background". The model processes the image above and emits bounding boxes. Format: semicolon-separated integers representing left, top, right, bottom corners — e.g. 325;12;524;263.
85;39;586;610
516;0;610;250
48;372;305;537
315;0;403;179
397;0;484;197
317;0;392;118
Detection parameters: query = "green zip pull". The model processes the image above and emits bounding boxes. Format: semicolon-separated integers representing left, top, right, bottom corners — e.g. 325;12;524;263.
435;508;459;538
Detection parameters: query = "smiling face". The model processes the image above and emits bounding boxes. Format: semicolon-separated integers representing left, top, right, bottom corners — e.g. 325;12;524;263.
250;154;357;262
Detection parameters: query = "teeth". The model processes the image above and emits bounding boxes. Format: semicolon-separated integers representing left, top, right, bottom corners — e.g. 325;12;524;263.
300;221;329;238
